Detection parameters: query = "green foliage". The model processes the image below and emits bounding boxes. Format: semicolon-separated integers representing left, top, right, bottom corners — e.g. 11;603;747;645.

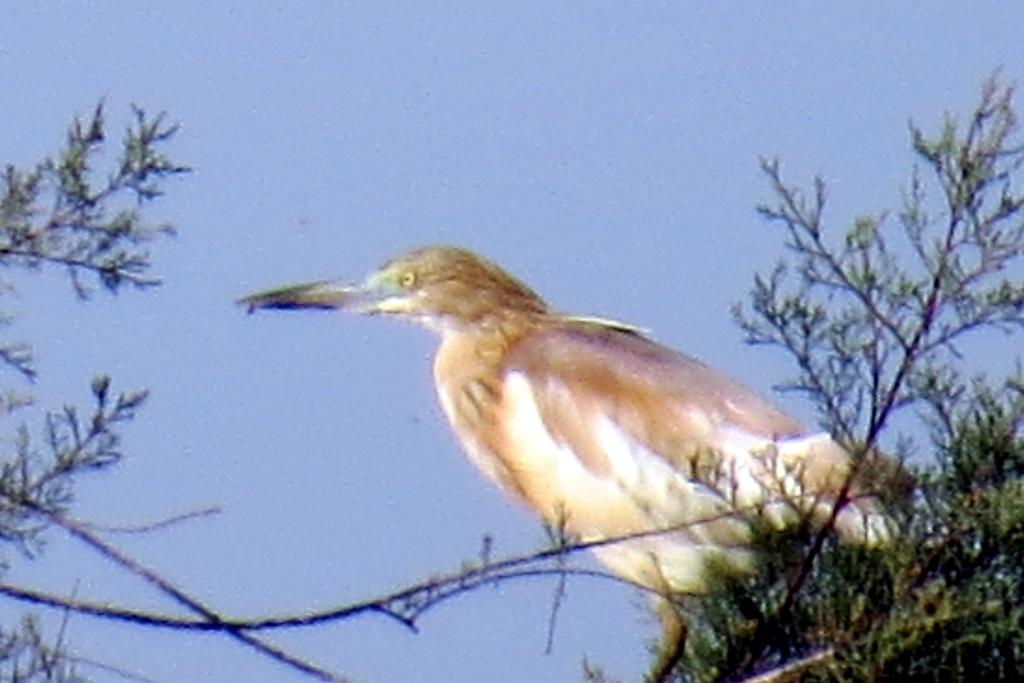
1;102;187;300
677;77;1024;682
0;376;148;563
682;400;1024;682
734;78;1024;444
0;104;186;681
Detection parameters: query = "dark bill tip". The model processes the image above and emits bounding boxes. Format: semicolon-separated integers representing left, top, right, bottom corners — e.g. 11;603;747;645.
236;281;355;314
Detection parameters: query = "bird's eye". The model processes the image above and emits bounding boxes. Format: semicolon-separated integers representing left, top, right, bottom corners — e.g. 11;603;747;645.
399;272;417;289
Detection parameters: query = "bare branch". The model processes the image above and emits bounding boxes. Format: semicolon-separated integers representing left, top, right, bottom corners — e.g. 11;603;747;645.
37;509;354;683
79;506;221;535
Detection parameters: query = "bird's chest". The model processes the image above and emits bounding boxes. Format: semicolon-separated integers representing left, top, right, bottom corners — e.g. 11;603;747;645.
433;332;521;495
434;335;704;538
432;332;612;513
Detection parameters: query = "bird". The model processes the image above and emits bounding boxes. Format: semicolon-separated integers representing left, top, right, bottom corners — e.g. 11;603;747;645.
239;245;898;681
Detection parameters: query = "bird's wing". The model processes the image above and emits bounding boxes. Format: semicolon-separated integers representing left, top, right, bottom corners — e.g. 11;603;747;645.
504;321;806;457
499;322;891;544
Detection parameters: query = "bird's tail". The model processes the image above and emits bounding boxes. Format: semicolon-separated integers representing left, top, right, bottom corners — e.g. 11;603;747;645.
768;433;906;546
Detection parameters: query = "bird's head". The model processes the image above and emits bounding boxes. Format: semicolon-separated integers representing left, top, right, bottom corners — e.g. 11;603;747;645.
239;245;549;332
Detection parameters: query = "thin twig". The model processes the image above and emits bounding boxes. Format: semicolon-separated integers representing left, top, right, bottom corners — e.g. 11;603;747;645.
735;648;834;683
81;506;221;534
35;507;354;683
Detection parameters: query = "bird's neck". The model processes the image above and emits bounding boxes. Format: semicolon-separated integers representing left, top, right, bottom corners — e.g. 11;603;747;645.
434;313;540;383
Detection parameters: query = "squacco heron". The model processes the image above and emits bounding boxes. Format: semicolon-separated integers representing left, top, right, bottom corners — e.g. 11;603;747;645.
240;245;896;681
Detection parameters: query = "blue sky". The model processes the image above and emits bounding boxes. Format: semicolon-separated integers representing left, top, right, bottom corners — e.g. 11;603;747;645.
2;4;1023;682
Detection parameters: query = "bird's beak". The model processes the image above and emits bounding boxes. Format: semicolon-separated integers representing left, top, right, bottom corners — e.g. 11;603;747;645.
238;280;376;314
238;268;414;315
